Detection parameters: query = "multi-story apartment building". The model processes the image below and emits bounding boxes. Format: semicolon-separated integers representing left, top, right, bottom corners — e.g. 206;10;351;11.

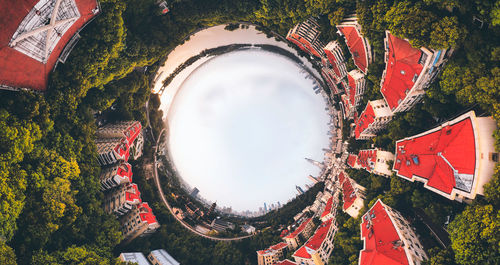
96;138;130;166
287;18;325;58
338;172;365;218
350;149;394;177
380;31;449;113
0;0;100;92
359;200;428;265
120;202;160;243
100;162;133;190
346;70;366;108
393;111;498;202
336;16;372;74
321;67;341;94
320;195;338;222
104;183;142;215
275;260;297;265
292;219;337;265
96;121;144;160
354;99;393;140
148;249;180;265
323;41;348;81
283;217;315;250
257;242;289;265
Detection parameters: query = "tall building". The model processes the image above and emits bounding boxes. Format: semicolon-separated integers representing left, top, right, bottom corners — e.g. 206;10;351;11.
320;195;337;222
96;138;130;166
380;31;448;113
338;171;365;218
120;202;160;243
336;16;372;74
292;219;337;265
287;18;325;58
190;187;199;197
283;218;315;250
296;185;305;195
206;202;216;217
355;149;395;177
354;99;393;140
148;249;180;265
96;121;144;160
393;111;498;202
308;175;319;184
359;200;428;265
346;70;366;109
104;183;142;215
0;0;100;91
305;158;324;169
99;162;133;190
257;242;289;265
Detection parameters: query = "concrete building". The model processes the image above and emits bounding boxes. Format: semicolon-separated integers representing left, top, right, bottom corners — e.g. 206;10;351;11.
99;162;133;190
336;16;372;74
96;137;130;166
148;249;180;265
190;187;199;197
320;195;337;222
380;31;449;113
120;202;160;243
359;200;428;265
355;149;395;177
257;242;289;265
308;175;320;184
292;219;337;265
287;18;325;58
211;218;235;232
242;224;256;234
338;172;365;218
0;0;100;91
96;121;144;160
347;69;366;109
283;217;315;250
104;183;141;215
347;154;361;169
323;41;348;81
296;185;305;195
119;252;150;265
393;111;498;202
355;99;393;140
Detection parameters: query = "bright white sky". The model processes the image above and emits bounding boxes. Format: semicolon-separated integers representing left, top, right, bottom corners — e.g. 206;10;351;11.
167;50;330;212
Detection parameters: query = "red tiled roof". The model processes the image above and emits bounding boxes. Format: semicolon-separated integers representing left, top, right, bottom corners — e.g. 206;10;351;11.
280;229;290;238
139;203;158;224
270;242;288;251
285;218;312;239
0;0;99;91
337;25;369;73
293;219;333;259
355;103;375;139
324;49;342;78
124;121;142;143
117;162;133;182
347;154;358;168
357;149;378;171
321;196;334;219
126;183;142;204
342;177;357;210
381;33;424;111
338;171;346;184
393;117;475;194
274;260;297;265
287;34;322;58
114;139;131;161
360;200;409;265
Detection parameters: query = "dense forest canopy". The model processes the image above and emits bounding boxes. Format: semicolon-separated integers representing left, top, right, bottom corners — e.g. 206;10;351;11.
0;0;499;264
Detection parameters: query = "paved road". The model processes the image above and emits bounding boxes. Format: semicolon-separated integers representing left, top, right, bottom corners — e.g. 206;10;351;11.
152;128;254;241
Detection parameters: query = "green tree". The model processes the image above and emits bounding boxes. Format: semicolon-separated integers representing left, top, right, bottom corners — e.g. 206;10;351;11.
429;16;467;49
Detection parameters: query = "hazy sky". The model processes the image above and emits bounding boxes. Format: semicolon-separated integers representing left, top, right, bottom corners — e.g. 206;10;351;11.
167;50;330;212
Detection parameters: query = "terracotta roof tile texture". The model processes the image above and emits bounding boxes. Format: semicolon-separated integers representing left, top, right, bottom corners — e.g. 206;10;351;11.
337;25;368;73
394;117;475;194
381;33;424;111
0;0;99;91
294;219;333;259
360;200;409;265
355;103;375;139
